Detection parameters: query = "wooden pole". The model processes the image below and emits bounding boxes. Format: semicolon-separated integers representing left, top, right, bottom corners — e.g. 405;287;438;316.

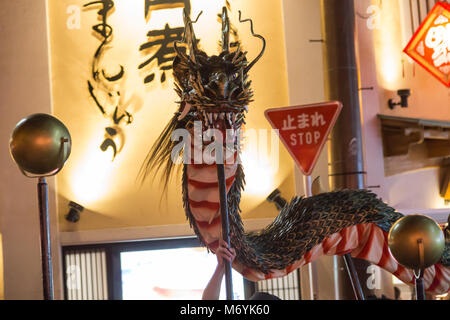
37;177;54;300
217;163;234;300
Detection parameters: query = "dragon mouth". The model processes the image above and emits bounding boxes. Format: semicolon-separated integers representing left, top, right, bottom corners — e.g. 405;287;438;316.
197;110;243;150
198;101;247;128
198;109;246;132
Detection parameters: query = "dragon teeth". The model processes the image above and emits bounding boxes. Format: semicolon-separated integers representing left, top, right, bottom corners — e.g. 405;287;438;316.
207;113;213;124
227;113;233;126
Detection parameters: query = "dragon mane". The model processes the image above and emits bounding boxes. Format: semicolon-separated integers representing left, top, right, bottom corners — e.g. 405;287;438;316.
138;8;265;189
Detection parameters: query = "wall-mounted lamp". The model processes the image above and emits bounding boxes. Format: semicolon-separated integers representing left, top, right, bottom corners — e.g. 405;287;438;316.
266;189;287;211
388;89;411;109
65;201;84;223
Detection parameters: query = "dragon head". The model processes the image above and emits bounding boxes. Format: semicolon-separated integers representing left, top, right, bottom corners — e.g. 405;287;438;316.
173;7;265;130
173;7;265;133
139;7;265;186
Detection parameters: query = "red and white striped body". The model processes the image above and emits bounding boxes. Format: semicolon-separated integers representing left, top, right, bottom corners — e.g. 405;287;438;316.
185;145;450;295
234;223;450;295
186;144;237;250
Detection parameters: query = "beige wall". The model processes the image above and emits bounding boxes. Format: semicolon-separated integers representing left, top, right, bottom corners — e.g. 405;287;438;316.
0;0;62;299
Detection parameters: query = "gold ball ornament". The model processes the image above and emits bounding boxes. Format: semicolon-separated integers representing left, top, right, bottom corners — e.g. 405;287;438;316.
388;215;445;270
9;113;71;176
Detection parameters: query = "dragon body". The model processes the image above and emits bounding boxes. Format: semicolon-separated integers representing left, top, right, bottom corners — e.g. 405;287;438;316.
141;8;450;295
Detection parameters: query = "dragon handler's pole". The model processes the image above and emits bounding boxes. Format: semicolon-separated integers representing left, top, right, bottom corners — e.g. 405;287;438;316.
217;163;234;300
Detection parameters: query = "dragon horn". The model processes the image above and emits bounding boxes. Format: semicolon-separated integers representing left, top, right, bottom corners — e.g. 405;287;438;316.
221;6;230;52
181;9;202;64
174;41;189;63
239;10;266;73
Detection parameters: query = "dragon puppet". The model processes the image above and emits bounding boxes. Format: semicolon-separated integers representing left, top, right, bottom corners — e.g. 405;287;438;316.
140;8;450;295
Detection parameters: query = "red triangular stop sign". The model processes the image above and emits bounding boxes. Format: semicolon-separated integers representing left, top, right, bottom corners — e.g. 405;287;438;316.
265;101;342;176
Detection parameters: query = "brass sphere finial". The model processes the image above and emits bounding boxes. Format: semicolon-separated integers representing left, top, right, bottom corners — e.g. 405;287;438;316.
9;113;71;177
388;214;445;270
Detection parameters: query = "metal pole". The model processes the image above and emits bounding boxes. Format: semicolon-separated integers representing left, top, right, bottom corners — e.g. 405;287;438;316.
415;273;425;300
37;177;54;300
343;254;365;300
217;163;234;300
303;175;318;300
415;239;425;300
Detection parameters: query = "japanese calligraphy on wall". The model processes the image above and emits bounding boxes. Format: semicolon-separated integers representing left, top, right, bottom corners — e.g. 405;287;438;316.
404;1;450;87
84;0;194;160
84;0;132;160
139;0;192;84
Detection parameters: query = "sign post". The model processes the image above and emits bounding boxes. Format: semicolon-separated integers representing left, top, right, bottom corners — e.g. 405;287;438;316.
265;101;345;300
302;174;318;299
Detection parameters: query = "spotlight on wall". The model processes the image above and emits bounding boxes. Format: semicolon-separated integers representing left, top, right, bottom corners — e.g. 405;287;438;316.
266;189;287;211
65;201;84;223
388;89;411;109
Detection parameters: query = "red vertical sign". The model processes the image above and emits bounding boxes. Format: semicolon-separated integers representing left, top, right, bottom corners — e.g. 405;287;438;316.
265;101;342;176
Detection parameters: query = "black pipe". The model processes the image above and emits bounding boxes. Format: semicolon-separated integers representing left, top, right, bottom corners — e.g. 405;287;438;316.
321;0;370;300
321;0;365;190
